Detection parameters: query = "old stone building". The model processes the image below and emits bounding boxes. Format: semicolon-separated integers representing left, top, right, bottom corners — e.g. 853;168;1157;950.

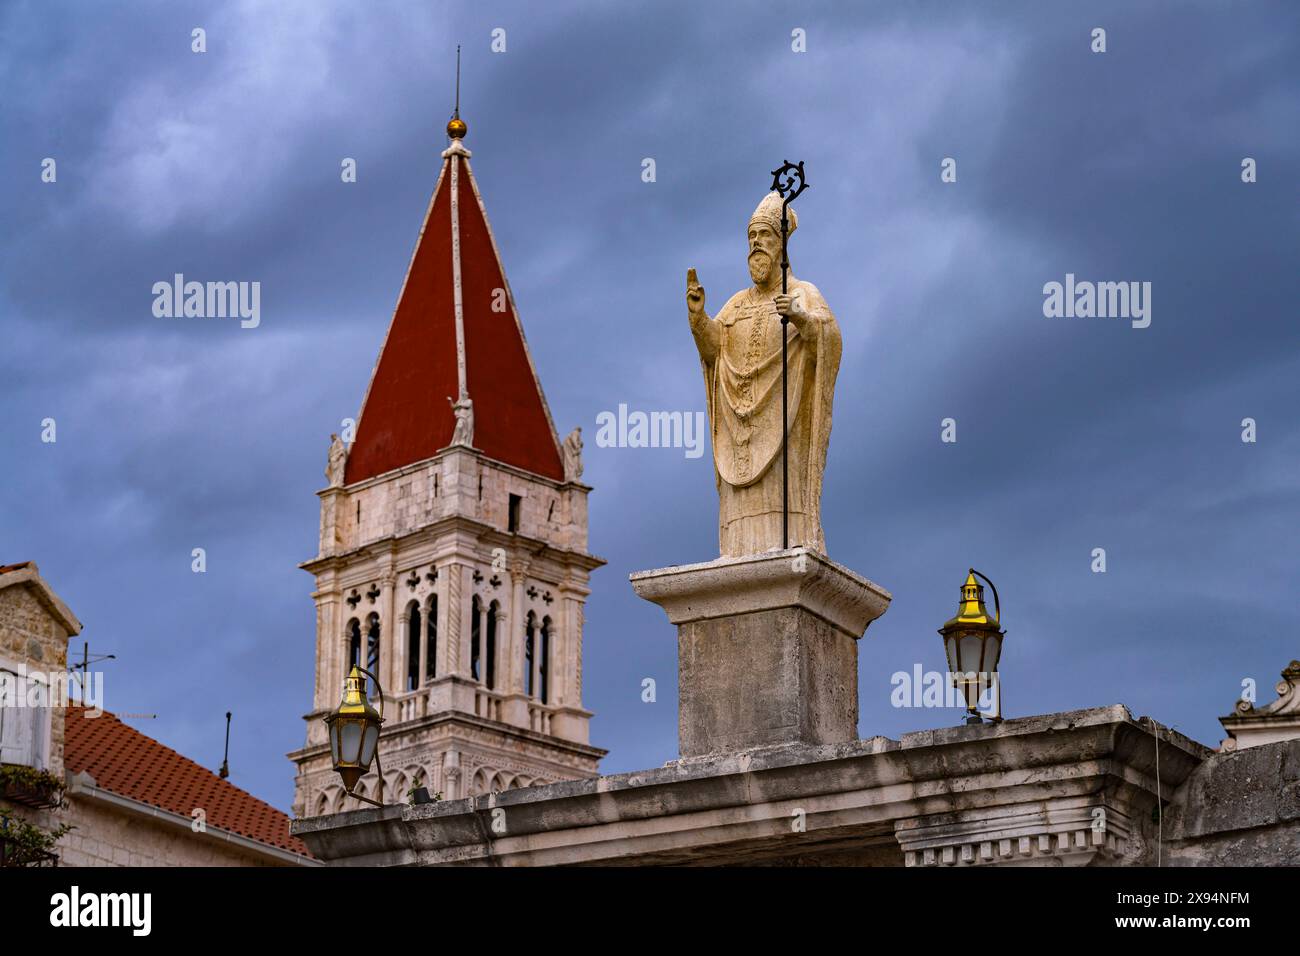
0;562;312;866
0;562;78;783
287;114;605;819
292;117;1300;868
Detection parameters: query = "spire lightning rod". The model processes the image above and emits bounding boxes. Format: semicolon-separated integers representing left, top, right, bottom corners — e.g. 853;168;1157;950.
454;44;461;118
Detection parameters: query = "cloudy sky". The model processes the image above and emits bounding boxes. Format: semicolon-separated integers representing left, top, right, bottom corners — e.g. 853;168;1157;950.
2;0;1297;811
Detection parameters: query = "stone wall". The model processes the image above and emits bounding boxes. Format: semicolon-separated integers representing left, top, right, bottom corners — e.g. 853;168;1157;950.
0;580;69;665
1162;738;1300;866
0;579;73;777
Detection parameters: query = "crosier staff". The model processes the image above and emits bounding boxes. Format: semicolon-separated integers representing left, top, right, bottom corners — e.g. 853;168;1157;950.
769;160;809;550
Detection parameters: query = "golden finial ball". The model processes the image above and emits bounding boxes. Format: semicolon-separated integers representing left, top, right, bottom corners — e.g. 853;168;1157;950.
447;117;467;139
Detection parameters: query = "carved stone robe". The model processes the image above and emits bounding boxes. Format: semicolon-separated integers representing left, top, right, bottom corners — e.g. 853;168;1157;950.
690;276;841;556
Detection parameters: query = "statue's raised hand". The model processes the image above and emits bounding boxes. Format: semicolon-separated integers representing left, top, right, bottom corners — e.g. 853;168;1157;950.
686;268;706;317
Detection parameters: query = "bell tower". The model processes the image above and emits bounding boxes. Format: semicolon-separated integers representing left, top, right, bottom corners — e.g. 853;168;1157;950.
289;108;605;817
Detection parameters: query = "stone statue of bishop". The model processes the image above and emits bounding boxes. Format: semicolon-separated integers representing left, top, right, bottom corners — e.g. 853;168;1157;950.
687;192;842;557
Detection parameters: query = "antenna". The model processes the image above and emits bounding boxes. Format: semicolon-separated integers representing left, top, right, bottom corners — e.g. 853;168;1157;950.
219;711;232;779
68;640;116;704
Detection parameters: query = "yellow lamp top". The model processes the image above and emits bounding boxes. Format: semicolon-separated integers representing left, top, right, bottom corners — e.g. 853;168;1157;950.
941;570;1002;631
332;666;382;721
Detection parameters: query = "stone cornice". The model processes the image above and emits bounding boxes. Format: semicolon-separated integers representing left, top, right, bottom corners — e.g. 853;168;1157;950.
301;515;606;577
630;547;890;639
313;445;584;499
291;705;1206;866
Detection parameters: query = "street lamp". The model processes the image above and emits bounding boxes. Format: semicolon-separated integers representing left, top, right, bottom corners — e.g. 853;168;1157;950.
324;665;387;806
939;569;1005;724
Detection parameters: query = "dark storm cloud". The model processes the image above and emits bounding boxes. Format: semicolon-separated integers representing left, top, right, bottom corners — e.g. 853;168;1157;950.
1;0;1296;807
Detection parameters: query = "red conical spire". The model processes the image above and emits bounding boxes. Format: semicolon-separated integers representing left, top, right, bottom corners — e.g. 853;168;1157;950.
344;122;565;485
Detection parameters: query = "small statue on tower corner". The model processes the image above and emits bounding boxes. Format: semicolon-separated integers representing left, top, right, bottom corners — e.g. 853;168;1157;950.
562;427;584;482
325;433;348;488
448;394;474;448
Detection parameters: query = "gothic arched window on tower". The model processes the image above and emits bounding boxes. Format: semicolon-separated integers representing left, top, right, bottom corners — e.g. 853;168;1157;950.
486;601;499;691
540;615;552;705
425;594;438;682
347;618;361;672
524;611;536;697
470;595;482;682
406;601;421;692
366;612;381;696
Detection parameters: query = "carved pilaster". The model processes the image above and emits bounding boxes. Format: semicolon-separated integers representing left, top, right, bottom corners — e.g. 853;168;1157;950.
558;589;584;708
313;596;335;710
319;488;344;557
444;561;464;678
380;561;397;692
507;557;531;694
575;602;583;702
442;751;462;801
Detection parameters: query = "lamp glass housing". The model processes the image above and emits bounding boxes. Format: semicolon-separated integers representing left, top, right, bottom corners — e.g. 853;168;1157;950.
324;666;384;793
939;571;1006;719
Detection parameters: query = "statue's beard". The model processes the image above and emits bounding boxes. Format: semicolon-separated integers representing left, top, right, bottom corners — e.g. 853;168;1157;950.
748;249;774;285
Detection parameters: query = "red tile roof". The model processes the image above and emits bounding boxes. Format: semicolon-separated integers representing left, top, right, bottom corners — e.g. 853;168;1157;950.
0;562;34;574
344;133;565;485
63;705;311;859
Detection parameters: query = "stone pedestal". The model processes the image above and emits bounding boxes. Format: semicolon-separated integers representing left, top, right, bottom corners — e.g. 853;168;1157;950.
630;548;891;758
